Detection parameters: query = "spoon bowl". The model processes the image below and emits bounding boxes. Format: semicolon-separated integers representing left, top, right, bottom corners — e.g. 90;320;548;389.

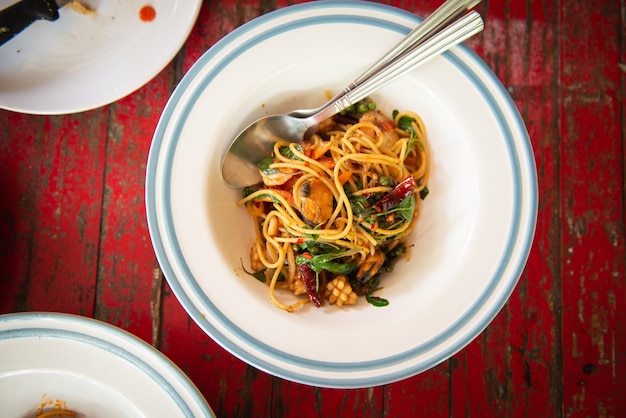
221;115;312;187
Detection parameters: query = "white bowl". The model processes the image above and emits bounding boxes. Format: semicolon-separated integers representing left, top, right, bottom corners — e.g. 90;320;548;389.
146;1;538;388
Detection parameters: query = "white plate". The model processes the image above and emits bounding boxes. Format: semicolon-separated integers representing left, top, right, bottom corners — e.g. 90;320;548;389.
146;2;538;388
0;0;201;114
0;312;215;417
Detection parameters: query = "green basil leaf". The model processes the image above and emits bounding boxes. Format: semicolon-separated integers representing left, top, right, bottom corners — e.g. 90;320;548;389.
396;195;415;221
397;115;415;132
375;195;415;223
315;260;356;275
366;295;390;307
397;115;425;155
242;185;260;199
256;156;278;174
296;253;357;275
295;240;340;255
279;145;303;160
240;259;267;283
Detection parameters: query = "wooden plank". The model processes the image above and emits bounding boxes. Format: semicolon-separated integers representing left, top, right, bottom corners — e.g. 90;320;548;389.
270;383;383;417
182;0;308;74
159;281;274;417
0;111;44;313
384;363;450;417
444;0;562;416
560;0;626;416
94;66;176;342
0;109;107;316
501;0;562;416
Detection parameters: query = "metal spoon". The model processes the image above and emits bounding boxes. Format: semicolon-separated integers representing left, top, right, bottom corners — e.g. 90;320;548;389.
221;9;484;188
289;0;480;119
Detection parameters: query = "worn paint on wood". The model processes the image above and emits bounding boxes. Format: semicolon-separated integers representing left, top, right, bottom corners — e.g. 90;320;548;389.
560;1;626;416
0;0;624;417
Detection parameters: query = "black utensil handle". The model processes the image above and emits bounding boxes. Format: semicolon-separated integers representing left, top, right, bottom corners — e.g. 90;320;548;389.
0;0;60;47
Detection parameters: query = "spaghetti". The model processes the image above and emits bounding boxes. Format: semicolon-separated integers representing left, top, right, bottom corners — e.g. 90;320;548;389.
238;98;429;312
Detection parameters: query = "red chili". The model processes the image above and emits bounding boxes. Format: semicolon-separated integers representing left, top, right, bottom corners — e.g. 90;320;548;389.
297;257;323;308
372;176;415;213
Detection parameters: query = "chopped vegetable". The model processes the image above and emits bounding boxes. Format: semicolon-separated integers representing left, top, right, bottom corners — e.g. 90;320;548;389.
257;156;277;174
372;176;415;213
240;259;267;282
419;186;429;200
393;111;424;155
279;144;303;160
296;252;357;275
366;295;390;307
296;260;323;307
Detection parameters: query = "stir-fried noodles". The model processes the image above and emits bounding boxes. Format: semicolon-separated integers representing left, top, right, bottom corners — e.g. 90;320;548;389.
238;98;429;312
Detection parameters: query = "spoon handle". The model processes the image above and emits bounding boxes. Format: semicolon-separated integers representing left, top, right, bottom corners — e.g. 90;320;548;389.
290;0;480;118
311;11;484;123
342;0;480;92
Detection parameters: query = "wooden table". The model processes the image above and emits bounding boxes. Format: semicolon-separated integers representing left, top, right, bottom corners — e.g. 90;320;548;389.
1;0;624;416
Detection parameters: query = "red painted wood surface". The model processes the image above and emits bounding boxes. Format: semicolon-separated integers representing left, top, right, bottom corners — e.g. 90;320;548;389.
1;0;624;417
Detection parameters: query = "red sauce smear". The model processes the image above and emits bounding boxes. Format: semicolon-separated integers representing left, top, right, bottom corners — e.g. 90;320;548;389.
139;5;156;22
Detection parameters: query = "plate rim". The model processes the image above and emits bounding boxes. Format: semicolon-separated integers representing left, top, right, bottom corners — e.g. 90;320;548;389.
146;1;538;388
0;311;215;417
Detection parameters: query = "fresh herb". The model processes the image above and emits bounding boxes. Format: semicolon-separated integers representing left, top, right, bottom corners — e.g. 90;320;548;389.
344;185;376;219
419;186;429;200
348;194;375;219
241;259;267;283
295;253;356;275
393;195;415;221
256;156;277;174
293;240;341;255
339;98;376;115
279;144;303;160
397;115;422;154
352;275;390;307
366;295;390;307
241;265;285;283
372;176;415;213
242;185;261;199
379;243;409;274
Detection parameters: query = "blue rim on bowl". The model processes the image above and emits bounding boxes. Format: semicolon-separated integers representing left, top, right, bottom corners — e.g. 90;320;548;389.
146;1;538;388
